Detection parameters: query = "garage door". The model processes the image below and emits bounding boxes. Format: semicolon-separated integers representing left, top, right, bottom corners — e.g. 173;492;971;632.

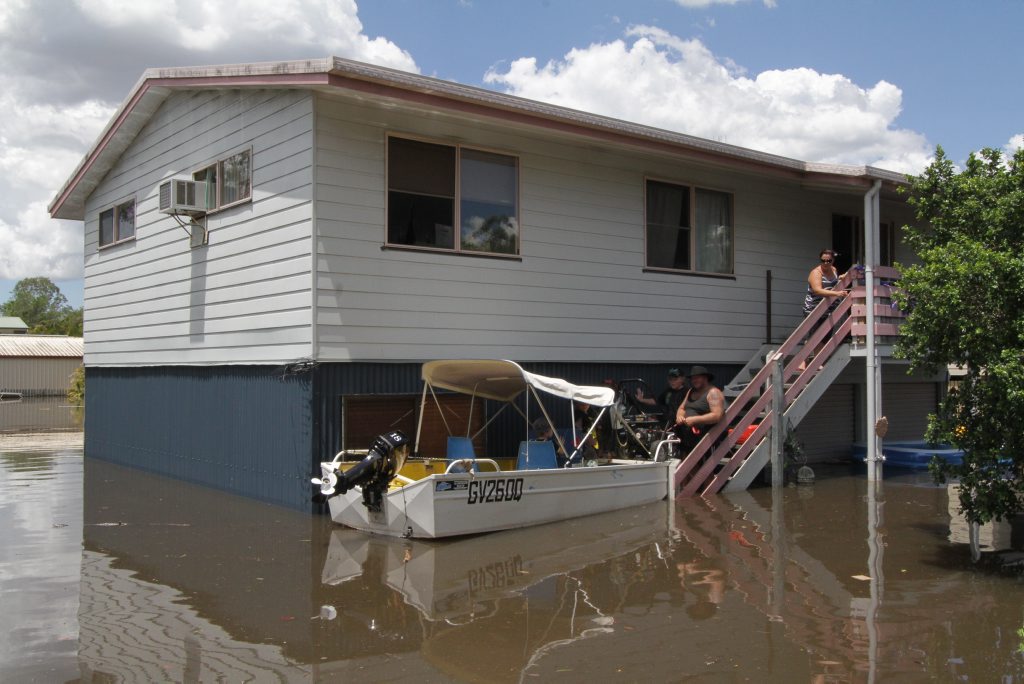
881;383;937;441
343;394;486;457
793;384;855;462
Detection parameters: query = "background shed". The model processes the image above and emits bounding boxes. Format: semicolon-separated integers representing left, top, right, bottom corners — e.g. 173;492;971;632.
0;335;84;396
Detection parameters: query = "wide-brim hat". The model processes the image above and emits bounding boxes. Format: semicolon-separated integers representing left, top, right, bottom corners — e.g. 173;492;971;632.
687;365;714;381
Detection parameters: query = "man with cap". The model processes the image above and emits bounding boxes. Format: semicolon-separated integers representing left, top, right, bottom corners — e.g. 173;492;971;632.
634;367;688;423
675;366;726;452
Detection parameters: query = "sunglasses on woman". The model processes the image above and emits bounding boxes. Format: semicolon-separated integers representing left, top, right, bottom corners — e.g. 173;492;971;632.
821;258;833;263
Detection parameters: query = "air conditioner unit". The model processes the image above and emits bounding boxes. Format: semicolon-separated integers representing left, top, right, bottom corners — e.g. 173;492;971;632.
158;178;207;216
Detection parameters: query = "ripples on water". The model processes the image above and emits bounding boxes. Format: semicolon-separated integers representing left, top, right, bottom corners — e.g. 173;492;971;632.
2;434;1023;682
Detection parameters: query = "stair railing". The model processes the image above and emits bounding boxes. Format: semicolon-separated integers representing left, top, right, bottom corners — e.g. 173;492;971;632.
673;270;860;496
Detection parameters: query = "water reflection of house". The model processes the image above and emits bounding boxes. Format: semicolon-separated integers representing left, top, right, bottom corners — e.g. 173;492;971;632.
79;456;1016;680
0;334;83;397
78;550;302;682
49;57;940;509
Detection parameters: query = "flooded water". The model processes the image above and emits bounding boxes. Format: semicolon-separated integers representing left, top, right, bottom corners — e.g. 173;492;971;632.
2;432;1024;682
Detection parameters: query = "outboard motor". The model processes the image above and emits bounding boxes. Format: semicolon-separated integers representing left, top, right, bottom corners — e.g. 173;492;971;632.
313;430;411;512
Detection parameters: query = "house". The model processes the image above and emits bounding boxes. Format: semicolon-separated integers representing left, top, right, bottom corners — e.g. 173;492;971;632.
0;317;29;334
0;334;83;396
49;57;937;510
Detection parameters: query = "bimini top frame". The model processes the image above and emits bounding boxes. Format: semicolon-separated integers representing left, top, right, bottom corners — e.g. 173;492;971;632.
414;359;615;463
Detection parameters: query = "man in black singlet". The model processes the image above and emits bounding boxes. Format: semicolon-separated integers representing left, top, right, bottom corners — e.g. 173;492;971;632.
675;366;726;453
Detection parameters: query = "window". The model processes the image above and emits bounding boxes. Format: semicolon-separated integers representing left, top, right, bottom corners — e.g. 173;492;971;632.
645;180;733;274
193;148;251;212
98;199;135;247
387;136;519;255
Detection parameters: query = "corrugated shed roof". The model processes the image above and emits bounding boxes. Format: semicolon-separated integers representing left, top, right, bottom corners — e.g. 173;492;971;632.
0;335;83;358
0;317;29;330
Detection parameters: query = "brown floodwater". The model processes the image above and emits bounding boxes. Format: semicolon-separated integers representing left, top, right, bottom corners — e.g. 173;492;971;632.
2;431;1024;683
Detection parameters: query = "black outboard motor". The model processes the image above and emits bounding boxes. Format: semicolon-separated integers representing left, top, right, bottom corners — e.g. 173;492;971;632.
313;430;411;512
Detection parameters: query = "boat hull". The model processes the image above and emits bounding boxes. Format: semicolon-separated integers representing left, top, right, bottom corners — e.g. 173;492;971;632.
325;460;674;538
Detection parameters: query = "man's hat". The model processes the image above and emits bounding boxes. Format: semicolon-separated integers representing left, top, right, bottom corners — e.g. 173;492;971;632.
667;367;683;378
687;365;714;381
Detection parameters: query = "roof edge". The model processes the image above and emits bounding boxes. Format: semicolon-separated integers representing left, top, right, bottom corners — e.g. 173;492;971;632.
50;56;911;220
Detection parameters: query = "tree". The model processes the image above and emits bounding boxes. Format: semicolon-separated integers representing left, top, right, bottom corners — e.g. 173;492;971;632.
1;277;81;335
894;145;1024;524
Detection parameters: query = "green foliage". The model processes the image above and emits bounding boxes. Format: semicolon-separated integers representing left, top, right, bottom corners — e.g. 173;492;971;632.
1;277;82;335
895;145;1024;524
67;366;85;405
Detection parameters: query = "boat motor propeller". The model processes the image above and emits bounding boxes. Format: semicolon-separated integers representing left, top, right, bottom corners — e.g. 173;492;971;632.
312;430;411;512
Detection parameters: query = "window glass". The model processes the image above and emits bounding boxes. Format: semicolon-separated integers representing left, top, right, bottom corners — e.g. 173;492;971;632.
460;149;518;254
694;189;732;274
220;151;251;206
99;208;114;246
387;138;456;249
646;180;690;270
116;200;135;241
193;165;218;210
646;181;734;274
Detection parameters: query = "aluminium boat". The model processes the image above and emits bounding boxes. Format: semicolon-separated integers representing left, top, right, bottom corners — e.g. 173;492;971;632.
313;360;676;538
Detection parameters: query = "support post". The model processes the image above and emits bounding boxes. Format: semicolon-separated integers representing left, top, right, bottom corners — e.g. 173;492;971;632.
770;351;785;490
766;269;773;344
864;180;883;481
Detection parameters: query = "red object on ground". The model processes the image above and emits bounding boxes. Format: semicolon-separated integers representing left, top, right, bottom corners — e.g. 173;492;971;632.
730;423;758;445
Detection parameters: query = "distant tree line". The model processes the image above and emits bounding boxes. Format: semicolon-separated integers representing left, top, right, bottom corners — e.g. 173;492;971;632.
1;277;83;336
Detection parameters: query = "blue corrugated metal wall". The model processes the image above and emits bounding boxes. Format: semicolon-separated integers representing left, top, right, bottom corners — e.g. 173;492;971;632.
86;365;315;510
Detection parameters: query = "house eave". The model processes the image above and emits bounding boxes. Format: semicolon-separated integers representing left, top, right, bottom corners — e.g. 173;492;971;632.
49;56;910;221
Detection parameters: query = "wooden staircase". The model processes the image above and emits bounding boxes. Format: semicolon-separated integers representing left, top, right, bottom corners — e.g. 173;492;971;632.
674;266;905;497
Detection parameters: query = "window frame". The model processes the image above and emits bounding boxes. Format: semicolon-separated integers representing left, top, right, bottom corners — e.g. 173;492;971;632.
97;196;137;249
643;176;736;277
385;133;521;259
191;146;253;214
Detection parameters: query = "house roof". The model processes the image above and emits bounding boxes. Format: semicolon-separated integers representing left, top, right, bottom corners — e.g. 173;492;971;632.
0;317;29;331
0;334;84;358
49;56;909;221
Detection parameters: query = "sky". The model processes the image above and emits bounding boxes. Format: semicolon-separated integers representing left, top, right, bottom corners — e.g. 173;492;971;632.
1;0;1021;310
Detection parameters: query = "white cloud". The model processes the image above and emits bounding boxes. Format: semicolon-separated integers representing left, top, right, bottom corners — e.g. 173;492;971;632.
0;0;417;283
0;202;83;279
484;25;932;174
1006;133;1024;156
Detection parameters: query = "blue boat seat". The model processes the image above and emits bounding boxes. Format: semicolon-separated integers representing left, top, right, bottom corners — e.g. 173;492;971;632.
516;440;559;470
447;436;478;472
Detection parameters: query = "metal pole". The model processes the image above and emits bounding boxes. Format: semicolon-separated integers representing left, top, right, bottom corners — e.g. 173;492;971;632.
872;188;884;482
864;180;882;481
770;351;785;489
865;478;884;683
766;269;773;344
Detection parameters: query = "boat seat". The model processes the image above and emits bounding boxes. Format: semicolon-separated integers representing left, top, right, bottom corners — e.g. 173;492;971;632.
516;440;559;470
446;436;478;473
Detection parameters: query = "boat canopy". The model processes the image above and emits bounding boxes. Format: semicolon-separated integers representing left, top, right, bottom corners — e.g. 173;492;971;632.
421;360;614;407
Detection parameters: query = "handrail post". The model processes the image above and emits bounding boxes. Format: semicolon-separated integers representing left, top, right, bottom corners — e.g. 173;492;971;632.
770;351;785;490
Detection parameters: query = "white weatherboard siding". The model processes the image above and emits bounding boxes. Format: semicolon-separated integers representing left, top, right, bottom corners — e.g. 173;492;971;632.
314;92;910;364
82;90;314;366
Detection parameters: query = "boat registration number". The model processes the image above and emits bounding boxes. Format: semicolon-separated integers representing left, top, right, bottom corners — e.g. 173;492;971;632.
467;478;524;504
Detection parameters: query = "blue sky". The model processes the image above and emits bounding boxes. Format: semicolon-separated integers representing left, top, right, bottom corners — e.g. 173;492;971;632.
1;0;1021;310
